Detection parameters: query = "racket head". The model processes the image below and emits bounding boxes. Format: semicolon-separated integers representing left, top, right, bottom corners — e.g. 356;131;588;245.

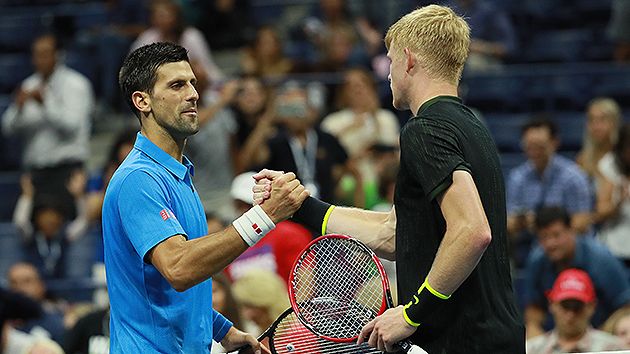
288;234;391;342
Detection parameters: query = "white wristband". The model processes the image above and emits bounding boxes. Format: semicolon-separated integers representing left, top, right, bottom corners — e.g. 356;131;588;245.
232;205;275;246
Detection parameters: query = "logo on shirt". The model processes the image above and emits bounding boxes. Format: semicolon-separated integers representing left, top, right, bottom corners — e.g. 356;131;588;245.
160;209;177;221
252;223;263;235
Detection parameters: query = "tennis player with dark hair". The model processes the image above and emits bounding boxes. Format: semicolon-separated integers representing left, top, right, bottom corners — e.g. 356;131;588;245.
103;42;308;353
254;5;524;353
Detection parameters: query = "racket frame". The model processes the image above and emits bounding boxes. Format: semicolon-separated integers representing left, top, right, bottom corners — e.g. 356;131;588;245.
288;234;392;343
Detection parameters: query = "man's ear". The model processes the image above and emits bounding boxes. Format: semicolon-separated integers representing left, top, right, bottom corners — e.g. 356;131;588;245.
132;91;151;115
403;47;415;74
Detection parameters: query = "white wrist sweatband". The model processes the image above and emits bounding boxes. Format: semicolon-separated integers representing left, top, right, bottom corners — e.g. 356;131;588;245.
232;205;275;246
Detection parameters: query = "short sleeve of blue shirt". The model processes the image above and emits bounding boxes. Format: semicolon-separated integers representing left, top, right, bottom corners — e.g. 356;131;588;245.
212;309;232;342
117;169;187;260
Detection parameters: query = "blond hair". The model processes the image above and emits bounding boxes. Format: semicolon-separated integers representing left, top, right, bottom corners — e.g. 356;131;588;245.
385;5;470;84
578;97;622;177
601;306;630;334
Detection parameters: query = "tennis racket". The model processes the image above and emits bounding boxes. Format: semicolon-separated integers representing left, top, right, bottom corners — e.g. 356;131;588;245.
288;234;427;354
235;307;383;353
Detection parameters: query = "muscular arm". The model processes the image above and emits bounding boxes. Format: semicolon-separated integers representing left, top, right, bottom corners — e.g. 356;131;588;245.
148;173;307;292
148;227;249;292
326;206;396;260
425;170;492;295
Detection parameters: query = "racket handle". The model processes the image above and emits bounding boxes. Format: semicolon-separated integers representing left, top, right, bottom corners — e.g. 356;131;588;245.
399;340;429;354
407;345;429;354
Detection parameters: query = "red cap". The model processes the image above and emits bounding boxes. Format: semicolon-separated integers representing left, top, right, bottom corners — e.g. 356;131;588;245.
547;268;596;303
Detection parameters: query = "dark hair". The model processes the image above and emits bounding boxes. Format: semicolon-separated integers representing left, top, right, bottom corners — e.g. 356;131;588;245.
614;123;630;176
521;115;558;139
535;206;571;229
118;42;189;120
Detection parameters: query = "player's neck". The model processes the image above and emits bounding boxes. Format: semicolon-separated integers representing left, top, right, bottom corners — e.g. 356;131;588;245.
141;126;186;163
409;80;458;116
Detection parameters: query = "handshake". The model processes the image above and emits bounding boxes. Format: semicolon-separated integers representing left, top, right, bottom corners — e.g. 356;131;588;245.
251;169;310;224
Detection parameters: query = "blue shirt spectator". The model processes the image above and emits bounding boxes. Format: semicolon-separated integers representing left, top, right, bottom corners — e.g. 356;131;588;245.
523;207;630;339
525;237;630;327
507;155;592;218
507;118;592;268
102;133;232;353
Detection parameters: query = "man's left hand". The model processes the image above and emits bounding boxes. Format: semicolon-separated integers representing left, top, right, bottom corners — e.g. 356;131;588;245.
220;326;270;354
357;306;417;353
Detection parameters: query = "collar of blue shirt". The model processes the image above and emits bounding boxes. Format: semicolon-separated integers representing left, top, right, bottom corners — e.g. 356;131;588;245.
133;132;195;181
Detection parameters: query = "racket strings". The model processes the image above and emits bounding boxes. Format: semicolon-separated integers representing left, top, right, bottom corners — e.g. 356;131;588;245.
272;309;382;354
292;238;385;339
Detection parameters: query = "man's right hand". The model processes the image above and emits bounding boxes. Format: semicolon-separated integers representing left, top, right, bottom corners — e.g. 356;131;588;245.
252;169;281;205
256;171;309;223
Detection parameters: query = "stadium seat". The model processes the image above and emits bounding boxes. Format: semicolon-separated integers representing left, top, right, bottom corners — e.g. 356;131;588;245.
484;113;530;152
461;75;524;112
591;67;630;110
0;172;21;221
0;222;23;282
522;30;592;63
553;111;585;152
499;152;527;178
0;54;32;94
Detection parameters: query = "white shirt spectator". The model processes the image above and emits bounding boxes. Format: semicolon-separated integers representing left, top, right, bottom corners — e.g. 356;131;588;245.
320;108;399;157
597;152;630;259
1;65;93;169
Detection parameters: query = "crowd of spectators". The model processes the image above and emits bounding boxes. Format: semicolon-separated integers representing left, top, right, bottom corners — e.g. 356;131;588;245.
1;0;630;353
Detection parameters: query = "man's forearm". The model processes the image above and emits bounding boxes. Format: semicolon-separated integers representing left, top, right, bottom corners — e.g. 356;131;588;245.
426;225;490;295
326;206;396;260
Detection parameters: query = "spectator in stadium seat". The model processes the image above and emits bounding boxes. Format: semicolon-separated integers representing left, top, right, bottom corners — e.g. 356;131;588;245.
526;268;626;353
257;81;350;203
7;262;66;345
240;26;296;79
13;172;89;279
1;34;94;222
602;307;630;348
3;327;64;354
446;0;517;72
507;117;592;267
231;269;290;337
231;75;278;174
594;124;630;263
320;68;399;208
63;306;110;354
321;68;399;159
523;207;630;339
130;0;223;85
576;97;621;182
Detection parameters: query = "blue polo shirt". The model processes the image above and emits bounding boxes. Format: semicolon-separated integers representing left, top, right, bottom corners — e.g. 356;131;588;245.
523;236;630;328
102;133;232;353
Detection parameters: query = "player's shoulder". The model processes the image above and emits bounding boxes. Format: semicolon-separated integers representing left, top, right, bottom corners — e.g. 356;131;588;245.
109;152;167;191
